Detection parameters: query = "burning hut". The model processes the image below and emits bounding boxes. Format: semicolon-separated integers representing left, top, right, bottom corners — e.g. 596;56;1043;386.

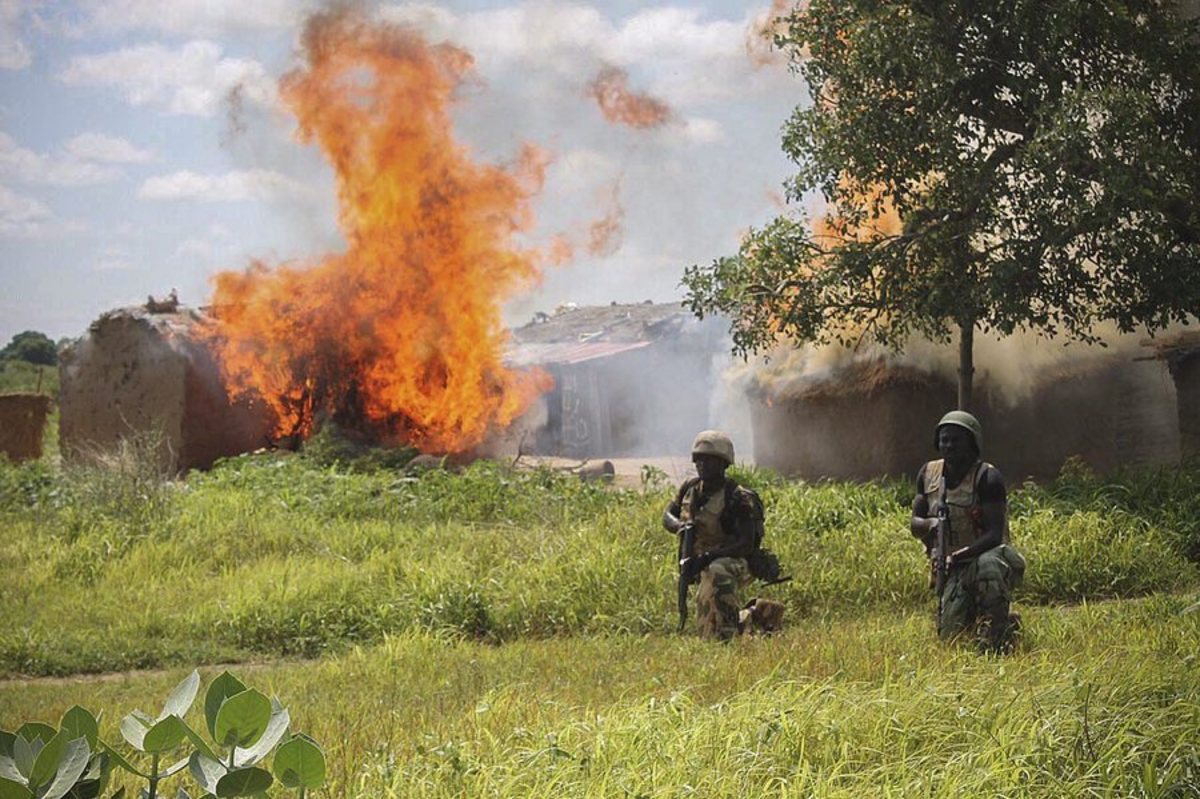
0;393;53;463
58;303;275;472
752;353;1179;481
1143;330;1200;459
507;302;726;458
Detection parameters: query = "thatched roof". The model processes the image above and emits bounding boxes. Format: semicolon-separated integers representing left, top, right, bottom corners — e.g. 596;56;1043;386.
756;357;947;403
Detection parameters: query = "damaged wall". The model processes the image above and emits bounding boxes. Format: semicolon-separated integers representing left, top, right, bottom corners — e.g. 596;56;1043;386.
752;355;1180;482
1168;351;1200;459
59;306;275;472
0;393;52;463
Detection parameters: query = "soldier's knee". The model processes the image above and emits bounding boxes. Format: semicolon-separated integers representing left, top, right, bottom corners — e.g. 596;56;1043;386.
974;548;1009;583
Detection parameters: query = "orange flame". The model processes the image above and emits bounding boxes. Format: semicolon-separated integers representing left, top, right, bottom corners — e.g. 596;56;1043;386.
586;65;673;129
587;180;625;257
207;10;554;453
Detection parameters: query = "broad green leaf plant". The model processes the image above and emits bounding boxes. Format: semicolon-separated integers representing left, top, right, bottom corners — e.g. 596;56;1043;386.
0;671;325;799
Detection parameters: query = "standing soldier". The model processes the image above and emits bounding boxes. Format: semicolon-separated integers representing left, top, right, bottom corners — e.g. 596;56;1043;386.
663;430;759;641
911;411;1026;653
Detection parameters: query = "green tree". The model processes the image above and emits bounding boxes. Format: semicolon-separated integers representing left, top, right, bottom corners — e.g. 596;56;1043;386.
1;330;57;366
684;0;1200;410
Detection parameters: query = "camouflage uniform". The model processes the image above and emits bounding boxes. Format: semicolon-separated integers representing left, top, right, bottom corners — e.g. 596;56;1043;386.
679;480;756;641
921;458;1026;645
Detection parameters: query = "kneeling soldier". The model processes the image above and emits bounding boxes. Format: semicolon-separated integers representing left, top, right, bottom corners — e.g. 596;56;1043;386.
911;411;1026;653
663;430;759;641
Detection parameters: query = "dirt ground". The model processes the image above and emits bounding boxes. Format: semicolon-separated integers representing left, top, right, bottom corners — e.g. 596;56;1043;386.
516;454;699;489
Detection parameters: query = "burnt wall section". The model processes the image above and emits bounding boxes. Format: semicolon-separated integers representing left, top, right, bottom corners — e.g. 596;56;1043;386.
1169;352;1200;459
0;393;52;462
59;308;274;471
752;356;1179;481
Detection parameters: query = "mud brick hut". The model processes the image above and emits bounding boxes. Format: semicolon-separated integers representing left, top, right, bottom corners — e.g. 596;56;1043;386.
751;354;1179;481
1142;330;1200;460
507;302;726;458
0;393;53;462
58;303;274;472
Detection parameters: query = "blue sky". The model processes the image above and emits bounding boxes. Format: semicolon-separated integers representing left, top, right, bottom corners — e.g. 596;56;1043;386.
0;1;804;345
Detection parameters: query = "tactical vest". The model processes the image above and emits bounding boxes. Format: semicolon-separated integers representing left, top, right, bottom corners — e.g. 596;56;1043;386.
681;481;734;555
922;459;1004;551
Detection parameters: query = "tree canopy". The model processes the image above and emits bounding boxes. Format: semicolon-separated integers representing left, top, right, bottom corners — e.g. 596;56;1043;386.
684;0;1200;408
0;330;57;366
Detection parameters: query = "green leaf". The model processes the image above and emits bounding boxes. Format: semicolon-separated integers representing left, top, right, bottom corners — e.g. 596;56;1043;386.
203;673;246;740
179;721;218;763
0;777;32;799
214;767;271;797
142;717;187;755
0;756;21;784
13;727;52;748
160;670;201;721
36;738;89;799
58;707;99;750
214;691;271;749
161;755;190;779
99;741;149;780
118;715;149;752
28;731;66;789
272;735;325;790
0;733;14;759
187;753;224;796
11;737;32;780
232;704;289;768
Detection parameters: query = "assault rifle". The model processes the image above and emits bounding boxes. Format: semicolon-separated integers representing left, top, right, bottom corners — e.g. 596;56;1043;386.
677;522;699;633
932;479;950;601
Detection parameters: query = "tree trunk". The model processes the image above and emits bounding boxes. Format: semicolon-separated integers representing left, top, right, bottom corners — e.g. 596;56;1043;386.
957;318;974;411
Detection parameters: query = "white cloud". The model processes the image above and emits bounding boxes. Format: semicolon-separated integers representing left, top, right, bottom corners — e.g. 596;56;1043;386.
174;222;233;259
92;244;135;272
138;169;312;203
60;40;277;117
0;131;123;186
0;183;52;236
676;117;726;144
0;0;31;70
65;132;154;164
79;0;312;36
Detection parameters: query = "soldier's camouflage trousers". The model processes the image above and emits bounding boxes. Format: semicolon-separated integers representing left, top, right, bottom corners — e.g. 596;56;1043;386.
696;556;752;641
939;544;1026;652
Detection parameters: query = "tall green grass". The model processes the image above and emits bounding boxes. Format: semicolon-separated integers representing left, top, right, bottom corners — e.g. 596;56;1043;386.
3;596;1198;797
1;454;1197;677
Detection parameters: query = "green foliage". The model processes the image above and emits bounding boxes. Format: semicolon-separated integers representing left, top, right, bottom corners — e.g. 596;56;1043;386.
300;422;418;472
1;453;1199;678
1;332;57;367
684;0;1200;380
0;670;325;799
4;597;1200;797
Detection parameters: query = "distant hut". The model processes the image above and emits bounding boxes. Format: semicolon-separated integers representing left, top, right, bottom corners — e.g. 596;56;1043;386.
507;302;726;458
0;393;53;463
58;302;275;472
751;353;1178;481
1142;330;1200;460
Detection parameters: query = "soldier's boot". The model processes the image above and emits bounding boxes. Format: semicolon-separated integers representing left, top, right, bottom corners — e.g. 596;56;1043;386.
976;600;1013;656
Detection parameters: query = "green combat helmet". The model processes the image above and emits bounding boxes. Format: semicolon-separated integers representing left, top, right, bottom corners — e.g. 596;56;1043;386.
934;410;983;451
692;430;735;465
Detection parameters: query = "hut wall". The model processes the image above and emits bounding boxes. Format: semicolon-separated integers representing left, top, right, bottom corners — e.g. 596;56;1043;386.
752;380;956;480
59;315;187;466
754;357;1179;482
59;310;274;471
1170;353;1200;459
0;394;52;462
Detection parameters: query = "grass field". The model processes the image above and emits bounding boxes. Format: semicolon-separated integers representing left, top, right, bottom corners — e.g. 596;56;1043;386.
2;449;1199;796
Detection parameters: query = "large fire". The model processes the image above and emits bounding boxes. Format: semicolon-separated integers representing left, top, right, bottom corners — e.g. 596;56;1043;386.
207;10;553;453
